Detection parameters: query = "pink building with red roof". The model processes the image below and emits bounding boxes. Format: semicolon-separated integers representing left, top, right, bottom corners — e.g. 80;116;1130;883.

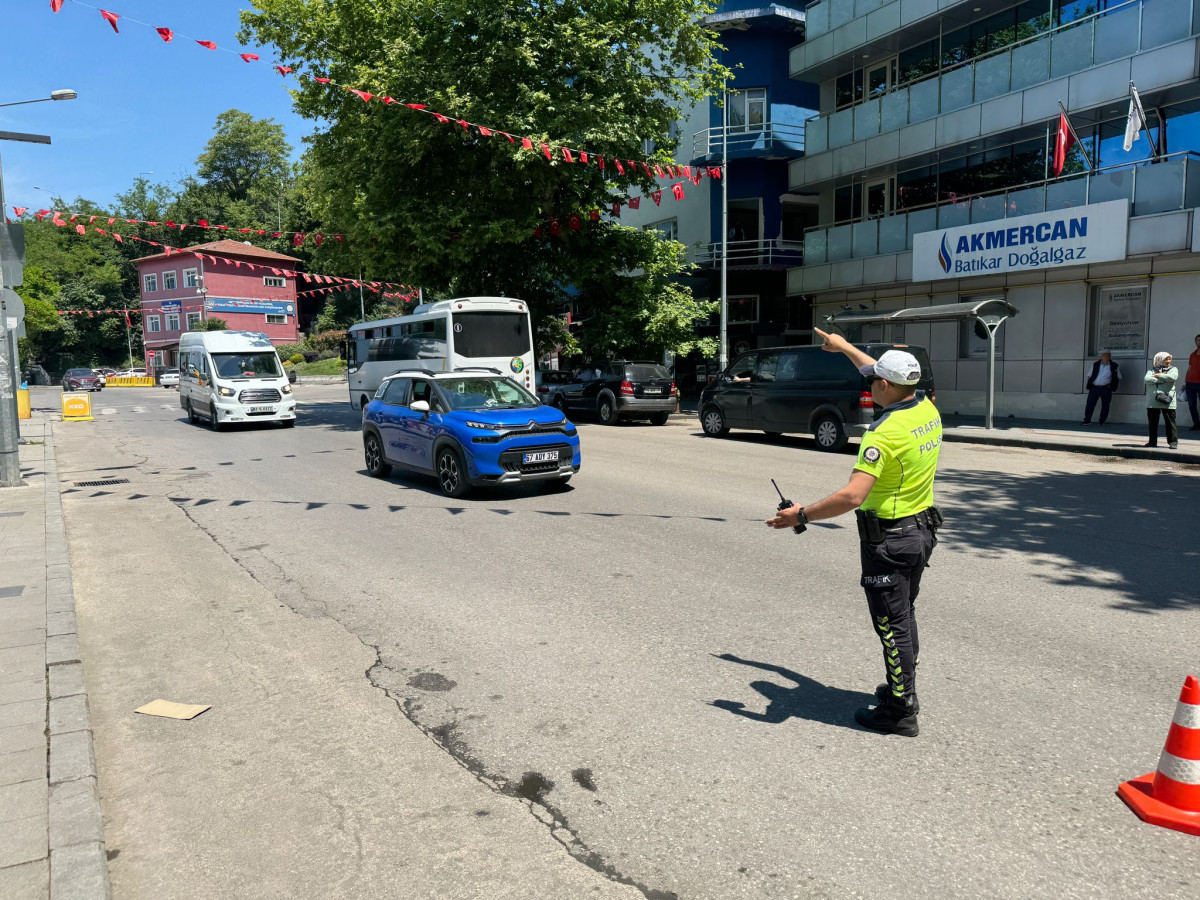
134;240;304;371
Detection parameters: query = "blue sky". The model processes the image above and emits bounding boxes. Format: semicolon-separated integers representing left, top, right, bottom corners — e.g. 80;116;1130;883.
2;0;310;214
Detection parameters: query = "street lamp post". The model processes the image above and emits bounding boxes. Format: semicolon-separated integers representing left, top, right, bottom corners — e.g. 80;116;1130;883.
1;89;76;488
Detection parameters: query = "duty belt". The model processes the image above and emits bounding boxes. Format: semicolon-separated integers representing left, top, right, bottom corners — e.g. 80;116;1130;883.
877;511;934;530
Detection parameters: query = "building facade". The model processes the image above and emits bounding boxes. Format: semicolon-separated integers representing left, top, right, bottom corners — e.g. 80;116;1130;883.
787;0;1200;424
617;2;818;387
135;240;302;371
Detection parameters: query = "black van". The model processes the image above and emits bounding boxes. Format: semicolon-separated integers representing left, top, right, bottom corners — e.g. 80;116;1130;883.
697;344;936;451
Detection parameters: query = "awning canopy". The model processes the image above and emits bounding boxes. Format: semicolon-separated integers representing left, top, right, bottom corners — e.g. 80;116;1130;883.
824;298;1018;328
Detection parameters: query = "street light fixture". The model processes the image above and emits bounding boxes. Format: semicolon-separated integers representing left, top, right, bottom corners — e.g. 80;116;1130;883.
0;89;78;109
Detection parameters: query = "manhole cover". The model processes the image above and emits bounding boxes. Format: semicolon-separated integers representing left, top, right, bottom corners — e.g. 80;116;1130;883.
73;478;131;487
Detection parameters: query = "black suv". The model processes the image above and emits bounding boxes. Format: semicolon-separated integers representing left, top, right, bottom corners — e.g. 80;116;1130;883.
552;361;676;425
698;344;935;451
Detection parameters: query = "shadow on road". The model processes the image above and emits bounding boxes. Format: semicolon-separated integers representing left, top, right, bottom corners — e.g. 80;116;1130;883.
296;397;363;433
711;653;874;731
936;467;1200;615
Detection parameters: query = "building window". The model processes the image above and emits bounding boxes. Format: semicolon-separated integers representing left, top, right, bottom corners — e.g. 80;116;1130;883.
728;88;766;131
186;311;202;330
166;312;180;331
728;295;759;325
645;220;678;242
263;276;285;288
1089;284;1148;355
143;273;158;293
146;315;161;333
162;271;177;290
265;314;287;325
183;268;198;288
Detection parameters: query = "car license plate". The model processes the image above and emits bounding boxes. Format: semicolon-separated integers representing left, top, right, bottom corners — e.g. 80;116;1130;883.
643;388;662;395
249;405;276;414
523;450;559;464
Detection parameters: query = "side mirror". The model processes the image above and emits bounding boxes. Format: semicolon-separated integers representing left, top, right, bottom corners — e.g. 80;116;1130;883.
410;400;430;413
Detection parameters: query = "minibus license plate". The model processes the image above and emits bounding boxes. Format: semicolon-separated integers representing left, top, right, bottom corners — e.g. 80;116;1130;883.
249;405;276;414
523;450;558;464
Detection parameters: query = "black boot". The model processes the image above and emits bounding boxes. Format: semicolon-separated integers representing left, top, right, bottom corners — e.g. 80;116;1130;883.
855;695;919;737
875;683;919;715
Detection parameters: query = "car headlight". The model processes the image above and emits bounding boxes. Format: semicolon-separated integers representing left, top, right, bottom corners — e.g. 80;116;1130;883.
218;386;236;397
465;420;497;430
281;384;292;394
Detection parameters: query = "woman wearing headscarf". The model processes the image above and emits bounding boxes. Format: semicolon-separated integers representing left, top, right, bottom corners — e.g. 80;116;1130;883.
1144;351;1179;449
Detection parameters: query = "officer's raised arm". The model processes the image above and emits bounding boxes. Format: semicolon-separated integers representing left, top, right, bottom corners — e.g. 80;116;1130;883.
814;327;877;371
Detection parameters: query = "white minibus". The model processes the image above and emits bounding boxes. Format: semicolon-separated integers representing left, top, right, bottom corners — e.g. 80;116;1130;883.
178;330;297;429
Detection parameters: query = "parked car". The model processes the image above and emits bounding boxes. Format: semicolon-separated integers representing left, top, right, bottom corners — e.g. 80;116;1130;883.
62;368;102;392
361;369;580;497
158;368;180;388
534;369;574;407
698;343;936;451
557;361;676;425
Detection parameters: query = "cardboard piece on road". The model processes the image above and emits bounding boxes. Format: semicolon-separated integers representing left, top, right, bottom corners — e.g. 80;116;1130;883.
135;699;212;720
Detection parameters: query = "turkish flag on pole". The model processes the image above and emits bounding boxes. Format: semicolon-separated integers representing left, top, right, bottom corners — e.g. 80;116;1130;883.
124;310;131;328
1052;112;1075;176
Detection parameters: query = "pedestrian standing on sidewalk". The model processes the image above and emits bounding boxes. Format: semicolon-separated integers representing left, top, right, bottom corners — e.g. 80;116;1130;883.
765;329;942;738
1082;351;1120;425
1184;334;1200;431
1144;351;1179;449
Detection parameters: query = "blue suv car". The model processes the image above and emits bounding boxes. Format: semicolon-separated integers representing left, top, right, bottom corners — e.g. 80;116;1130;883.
361;369;581;497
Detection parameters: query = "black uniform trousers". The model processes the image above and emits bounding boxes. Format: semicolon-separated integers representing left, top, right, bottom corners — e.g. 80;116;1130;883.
859;521;937;704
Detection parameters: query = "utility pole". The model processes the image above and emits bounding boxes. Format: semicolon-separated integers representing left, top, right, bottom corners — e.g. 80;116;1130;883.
0;262;21;487
719;81;729;374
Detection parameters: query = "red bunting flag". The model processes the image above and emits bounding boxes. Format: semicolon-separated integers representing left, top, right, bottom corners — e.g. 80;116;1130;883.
241;53;259;63
628;197;640;210
383;97;397;105
13;207;27;217
478;126;493;137
100;9;120;33
196;40;218;51
351;90;374;103
434;113;449;123
541;143;552;160
35;210;50;220
124;310;131;327
314;234;324;247
112;233;123;243
612;203;621;217
614;159;625;175
598;156;605;170
682;165;691;178
293;233;305;247
76;225;85;235
562;148;574;163
275;65;293;75
456;119;470;131
581;152;589;164
197;219;208;227
691;172;701;186
589;209;600;221
550;219;561;236
568;214;581;231
521;137;533;150
654;165;665;178
672;183;685;201
643;163;653;177
156;27;173;42
405;103;426;110
315;77;331;84
651;190;662;206
51;0;64;11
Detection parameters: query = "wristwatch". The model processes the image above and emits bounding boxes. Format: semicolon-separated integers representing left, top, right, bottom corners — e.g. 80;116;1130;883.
793;506;808;535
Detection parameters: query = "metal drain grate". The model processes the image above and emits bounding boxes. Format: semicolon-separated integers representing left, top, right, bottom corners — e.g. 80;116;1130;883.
73;478;131;487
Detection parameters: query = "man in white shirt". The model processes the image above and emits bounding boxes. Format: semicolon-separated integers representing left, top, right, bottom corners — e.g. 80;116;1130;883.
1083;351;1120;425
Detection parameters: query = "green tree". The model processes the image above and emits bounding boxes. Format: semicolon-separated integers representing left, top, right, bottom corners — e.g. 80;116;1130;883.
242;0;728;357
197;317;229;331
14;266;65;369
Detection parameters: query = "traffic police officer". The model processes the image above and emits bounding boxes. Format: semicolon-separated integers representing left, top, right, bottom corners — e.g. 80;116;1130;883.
766;328;942;737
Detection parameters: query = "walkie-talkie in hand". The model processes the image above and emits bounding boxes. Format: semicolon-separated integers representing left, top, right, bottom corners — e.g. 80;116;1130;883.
771;479;807;534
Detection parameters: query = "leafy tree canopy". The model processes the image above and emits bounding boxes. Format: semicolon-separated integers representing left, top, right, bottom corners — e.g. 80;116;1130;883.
242;0;728;357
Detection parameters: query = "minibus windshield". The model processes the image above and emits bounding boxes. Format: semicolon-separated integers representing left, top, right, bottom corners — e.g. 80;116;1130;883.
211;352;283;380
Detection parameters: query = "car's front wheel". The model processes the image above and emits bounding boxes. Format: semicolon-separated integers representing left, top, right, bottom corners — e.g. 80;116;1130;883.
701;405;728;437
364;432;391;477
436;446;471;498
813;414;848;452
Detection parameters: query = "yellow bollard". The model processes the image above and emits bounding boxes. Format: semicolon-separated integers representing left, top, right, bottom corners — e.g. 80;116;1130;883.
17;388;31;420
61;391;94;422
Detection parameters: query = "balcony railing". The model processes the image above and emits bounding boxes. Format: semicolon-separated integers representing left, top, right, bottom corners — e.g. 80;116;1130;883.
802;151;1200;265
805;0;1200;156
802;0;880;40
692;122;806;160
692;238;805;268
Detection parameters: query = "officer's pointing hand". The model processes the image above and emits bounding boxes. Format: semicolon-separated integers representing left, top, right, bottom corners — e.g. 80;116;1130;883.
813;327;851;354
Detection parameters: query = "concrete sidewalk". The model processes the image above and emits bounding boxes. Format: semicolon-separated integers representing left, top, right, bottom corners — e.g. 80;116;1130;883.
1;412;111;899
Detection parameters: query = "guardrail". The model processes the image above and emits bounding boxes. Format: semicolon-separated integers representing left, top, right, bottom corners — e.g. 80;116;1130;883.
802;151;1200;265
104;377;155;387
692;238;805;268
805;0;1198;155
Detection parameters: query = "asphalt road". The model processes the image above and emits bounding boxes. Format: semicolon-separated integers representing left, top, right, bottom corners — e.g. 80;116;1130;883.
45;383;1200;899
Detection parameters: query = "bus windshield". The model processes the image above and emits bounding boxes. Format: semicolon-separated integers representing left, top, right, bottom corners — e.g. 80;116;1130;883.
211;352;282;379
452;311;531;358
439;377;539;410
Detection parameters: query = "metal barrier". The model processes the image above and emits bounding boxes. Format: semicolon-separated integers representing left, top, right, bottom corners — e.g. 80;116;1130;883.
104;377;155;387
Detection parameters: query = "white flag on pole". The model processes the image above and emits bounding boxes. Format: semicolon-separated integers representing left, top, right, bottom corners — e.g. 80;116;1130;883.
1123;84;1147;152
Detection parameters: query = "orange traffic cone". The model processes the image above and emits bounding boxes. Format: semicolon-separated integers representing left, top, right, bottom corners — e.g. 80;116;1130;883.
1118;674;1200;836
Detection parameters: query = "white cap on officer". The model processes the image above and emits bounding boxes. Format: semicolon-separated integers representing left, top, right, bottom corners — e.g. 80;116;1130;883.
860;350;922;385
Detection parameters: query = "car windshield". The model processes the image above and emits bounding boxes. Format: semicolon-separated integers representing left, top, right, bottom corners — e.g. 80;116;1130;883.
68;369;93;376
624;364;670;380
210;352;282;379
439;377;539;410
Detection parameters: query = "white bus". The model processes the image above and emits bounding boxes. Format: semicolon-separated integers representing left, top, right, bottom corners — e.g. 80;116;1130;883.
346;296;535;411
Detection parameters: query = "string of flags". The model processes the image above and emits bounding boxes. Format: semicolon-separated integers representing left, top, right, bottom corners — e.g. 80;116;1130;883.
46;0;721;186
